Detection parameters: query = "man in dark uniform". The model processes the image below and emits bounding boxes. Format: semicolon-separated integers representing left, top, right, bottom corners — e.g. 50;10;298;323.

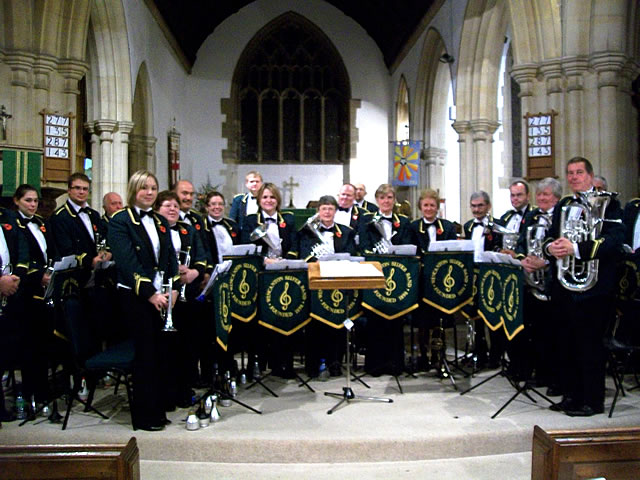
497;180;531;253
462;191;502;369
354;183;379;213
299;195;356;376
102;192;123;224
49;173;112;358
334;183;367;248
544;157;624;416
229;171;263;230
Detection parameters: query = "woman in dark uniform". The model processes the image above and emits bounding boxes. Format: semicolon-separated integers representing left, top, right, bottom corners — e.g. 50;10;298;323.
108;170;179;431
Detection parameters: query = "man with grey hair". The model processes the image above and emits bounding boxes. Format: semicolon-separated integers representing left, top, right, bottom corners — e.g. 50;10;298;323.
593;175;607;192
508;177;562;385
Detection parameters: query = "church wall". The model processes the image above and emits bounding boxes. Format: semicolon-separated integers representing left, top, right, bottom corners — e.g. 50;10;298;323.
182;0;391;208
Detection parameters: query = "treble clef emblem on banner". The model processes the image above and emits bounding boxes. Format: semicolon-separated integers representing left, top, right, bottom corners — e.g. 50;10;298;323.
619;268;630;293
221;289;229;329
280;282;292;311
331;289;343;308
443;264;455;293
487;276;495;305
507;281;515;311
385;268;397;296
238;269;250;299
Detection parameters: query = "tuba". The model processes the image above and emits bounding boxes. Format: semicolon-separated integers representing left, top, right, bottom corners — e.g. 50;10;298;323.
557;190;620;292
525;213;552;301
371;215;393;253
304;213;333;258
249;222;281;258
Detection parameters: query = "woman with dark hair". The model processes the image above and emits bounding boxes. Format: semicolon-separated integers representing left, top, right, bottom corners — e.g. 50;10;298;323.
11;184;55;416
108;171;179;431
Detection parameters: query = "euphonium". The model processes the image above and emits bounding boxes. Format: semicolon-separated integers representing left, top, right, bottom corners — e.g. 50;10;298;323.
557;190;619;292
371;215;392;253
490;222;519;251
525;213;552;301
249;222;281;258
304;213;333;258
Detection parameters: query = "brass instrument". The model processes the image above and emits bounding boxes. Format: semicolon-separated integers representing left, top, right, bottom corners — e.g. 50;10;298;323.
159;271;176;332
178;246;191;302
372;215;393;254
525;213;552;301
490;222;519;251
0;263;12;314
249;223;281;258
557;190;620;292
43;259;56;307
304;213;333;258
95;232;108;260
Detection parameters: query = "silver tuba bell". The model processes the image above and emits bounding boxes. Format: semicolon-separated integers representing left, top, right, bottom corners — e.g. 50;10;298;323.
557;190;620;292
249;222;281;258
304;213;333;258
371;215;393;254
525;213;552;301
490;222;519;251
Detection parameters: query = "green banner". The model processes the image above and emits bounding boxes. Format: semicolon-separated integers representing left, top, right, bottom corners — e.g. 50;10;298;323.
214;272;232;351
617;257;640;301
362;255;420;320
477;263;524;340
1;149;41;196
310;289;362;329
258;269;310;335
226;255;262;322
421;251;474;314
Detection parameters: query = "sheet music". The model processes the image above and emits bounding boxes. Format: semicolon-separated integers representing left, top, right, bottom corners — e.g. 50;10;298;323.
54;254;78;271
197;260;232;300
319;260;383;278
225;243;257;256
386;244;417;255
428;240;475;252
264;259;308;270
476;251;521;266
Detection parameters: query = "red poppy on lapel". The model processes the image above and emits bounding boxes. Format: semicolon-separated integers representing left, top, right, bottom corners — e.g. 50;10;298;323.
195;224;201;230
352;214;358;221
487;233;493;241
279;222;286;228
436;228;443;235
335;230;342;238
3;224;11;231
92;224;98;232
231;231;237;238
40;225;47;233
180;228;187;235
393;221;400;228
159;225;166;233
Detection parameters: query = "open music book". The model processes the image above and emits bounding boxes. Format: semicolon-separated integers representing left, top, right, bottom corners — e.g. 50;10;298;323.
318;260;384;278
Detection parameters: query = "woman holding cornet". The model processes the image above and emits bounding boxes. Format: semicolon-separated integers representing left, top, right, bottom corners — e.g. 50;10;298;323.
108;170;179;431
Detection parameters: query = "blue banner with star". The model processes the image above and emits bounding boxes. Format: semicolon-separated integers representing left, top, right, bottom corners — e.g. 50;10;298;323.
392;141;420;187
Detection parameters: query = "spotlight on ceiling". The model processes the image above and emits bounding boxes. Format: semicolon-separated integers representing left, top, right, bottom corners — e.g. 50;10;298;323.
439;53;455;64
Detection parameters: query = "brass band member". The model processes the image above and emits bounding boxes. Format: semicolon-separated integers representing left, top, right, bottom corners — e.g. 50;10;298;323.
230;171;263;230
108;170;180;431
335;183;368;238
354;183;379;213
509;177;562;385
544;157;624;416
299;195;357;377
410;189;457;371
361;184;414;376
102;192;123;224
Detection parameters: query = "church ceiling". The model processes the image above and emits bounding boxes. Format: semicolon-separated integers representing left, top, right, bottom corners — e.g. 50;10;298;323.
151;0;438;70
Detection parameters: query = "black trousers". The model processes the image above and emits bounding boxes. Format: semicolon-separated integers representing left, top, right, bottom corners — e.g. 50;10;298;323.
364;314;404;376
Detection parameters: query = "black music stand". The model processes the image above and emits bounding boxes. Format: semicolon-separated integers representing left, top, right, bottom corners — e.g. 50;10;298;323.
308;262;393;414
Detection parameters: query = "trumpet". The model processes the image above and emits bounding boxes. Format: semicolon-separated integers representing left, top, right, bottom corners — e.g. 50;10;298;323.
304;213;333;258
43;259;56;307
525;213;552;301
178;246;191;302
158;271;176;332
250;222;281;258
371;215;393;254
557;190;620;292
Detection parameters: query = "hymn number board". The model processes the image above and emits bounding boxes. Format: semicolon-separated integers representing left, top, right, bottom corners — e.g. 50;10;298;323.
42;112;73;182
525;111;556;180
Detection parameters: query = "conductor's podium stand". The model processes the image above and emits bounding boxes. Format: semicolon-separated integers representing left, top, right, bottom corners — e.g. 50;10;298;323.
0;437;140;480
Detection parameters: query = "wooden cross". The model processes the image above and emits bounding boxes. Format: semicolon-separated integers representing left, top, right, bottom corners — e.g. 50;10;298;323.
0;105;12;141
282;176;299;208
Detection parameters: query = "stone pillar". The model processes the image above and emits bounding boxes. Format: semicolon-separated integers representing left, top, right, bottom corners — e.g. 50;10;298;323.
93;120;117;211
58;60;88;113
116;121;134;194
452;120;472;222
5;52;35;146
471;119;500;194
511;64;538;181
562;57;589;165
539;60;564;175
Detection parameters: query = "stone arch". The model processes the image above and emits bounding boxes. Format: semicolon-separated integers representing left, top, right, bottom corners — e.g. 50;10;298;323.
84;0;133;207
454;0;509;221
414;27;452;207
129;62;156;177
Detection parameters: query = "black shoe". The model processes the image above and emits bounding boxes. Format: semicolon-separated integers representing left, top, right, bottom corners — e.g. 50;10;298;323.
549;397;574;412
135;423;165;431
162;417;172;425
546;386;562;397
564;405;603;417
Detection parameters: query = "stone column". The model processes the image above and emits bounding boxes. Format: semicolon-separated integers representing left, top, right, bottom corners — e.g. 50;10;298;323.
452;120;472;222
511;64;538;181
92;120;117;211
58;60;88;113
539;60;564;173
116;121;134;195
562;57;588;165
470;119;500;194
4;52;35;146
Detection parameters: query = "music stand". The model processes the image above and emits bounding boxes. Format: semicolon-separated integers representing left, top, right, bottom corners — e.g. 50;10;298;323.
308;262;393;414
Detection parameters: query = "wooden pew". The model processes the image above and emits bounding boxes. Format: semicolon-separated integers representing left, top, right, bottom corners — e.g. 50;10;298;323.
532;425;640;480
0;437;139;480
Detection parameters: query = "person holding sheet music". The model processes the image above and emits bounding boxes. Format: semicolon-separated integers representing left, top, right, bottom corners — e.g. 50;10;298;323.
155;190;207;408
241;183;299;378
410;189;457;371
299;195;356;377
360;184;414;376
108;170;180;431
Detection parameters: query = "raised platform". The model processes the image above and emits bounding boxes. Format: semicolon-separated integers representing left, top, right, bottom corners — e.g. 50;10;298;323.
2;367;640;476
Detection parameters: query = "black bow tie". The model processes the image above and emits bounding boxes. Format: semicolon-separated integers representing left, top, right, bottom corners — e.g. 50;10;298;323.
79;207;91;215
22;216;38;224
170;224;180;231
473;221;484;227
139;209;153;218
337;207;349;212
210;219;222;226
380;217;393;222
424;221;436;227
264;217;276;223
320;226;334;233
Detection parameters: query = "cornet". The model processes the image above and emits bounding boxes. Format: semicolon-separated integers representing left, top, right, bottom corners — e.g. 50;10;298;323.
178;246;191;302
159;271;176;332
